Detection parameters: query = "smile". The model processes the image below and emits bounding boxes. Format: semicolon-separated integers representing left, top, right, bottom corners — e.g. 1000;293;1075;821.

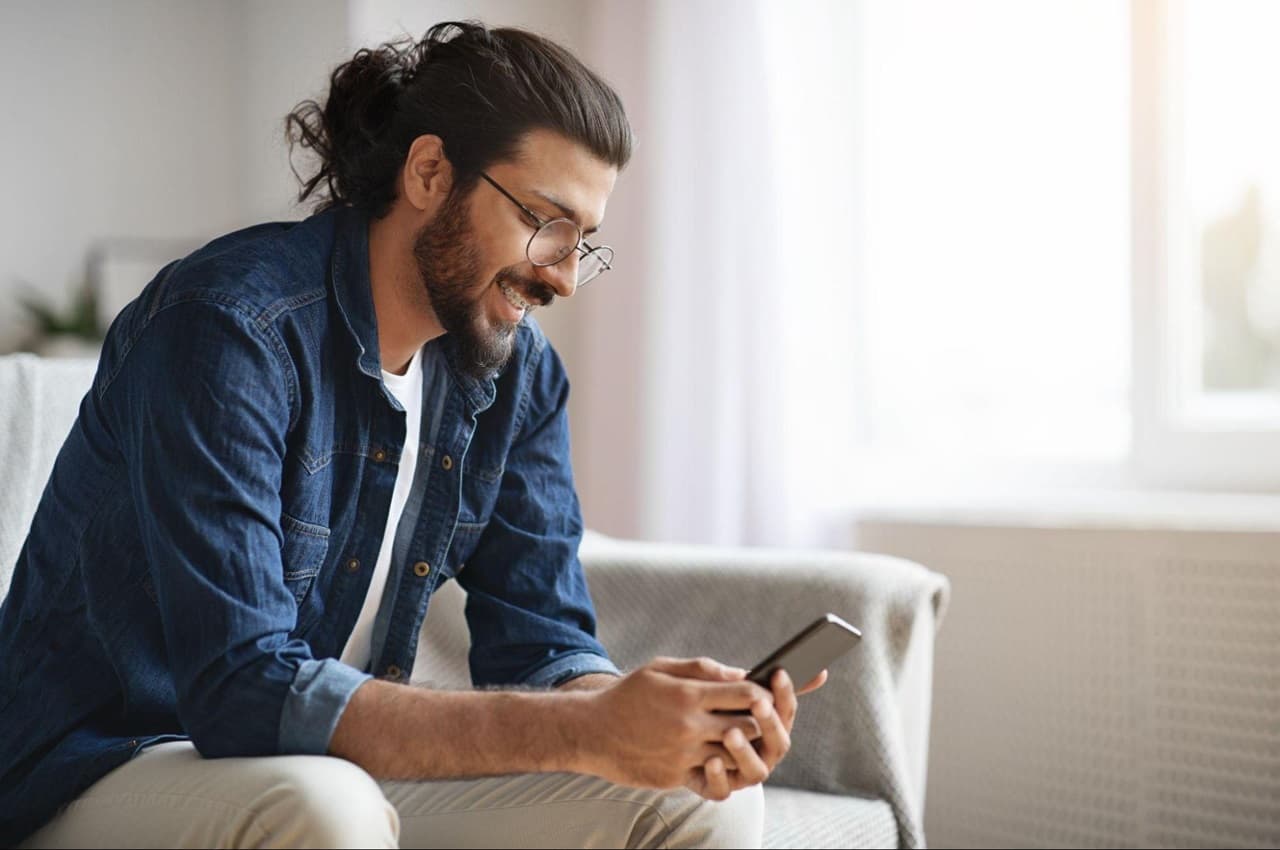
499;281;533;314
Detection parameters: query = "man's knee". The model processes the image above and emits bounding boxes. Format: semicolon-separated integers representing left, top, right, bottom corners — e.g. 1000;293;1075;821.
646;783;765;850
245;756;399;849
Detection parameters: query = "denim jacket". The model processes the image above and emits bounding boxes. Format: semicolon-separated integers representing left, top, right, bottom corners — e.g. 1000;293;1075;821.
0;206;618;843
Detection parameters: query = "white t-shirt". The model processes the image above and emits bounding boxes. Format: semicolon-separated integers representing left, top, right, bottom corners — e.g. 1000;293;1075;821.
340;347;424;671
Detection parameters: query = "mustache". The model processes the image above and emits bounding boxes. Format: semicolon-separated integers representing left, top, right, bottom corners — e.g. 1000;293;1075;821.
499;273;556;308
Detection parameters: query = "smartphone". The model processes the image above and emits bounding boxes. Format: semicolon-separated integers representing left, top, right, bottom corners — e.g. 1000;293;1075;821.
747;613;862;689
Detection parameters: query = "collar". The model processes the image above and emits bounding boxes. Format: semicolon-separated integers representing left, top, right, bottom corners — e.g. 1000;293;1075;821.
329;205;497;415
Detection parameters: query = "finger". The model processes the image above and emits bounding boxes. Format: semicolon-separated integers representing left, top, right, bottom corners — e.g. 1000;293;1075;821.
797;669;828;695
697;742;746;773
691;706;757;742
705;715;763;742
723;727;770;786
772;668;798;731
694;680;775;711
684;766;716;800
751;697;792;770
698;742;733;763
649;656;748;682
697;733;766;772
684;763;742;802
705;751;770;796
703;757;733;801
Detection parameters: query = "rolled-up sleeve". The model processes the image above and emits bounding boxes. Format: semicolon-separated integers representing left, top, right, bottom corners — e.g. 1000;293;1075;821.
457;342;620;687
520;652;622;689
104;298;367;758
278;658;372;753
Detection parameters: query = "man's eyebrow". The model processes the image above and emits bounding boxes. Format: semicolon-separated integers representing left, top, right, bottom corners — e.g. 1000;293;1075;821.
531;189;601;235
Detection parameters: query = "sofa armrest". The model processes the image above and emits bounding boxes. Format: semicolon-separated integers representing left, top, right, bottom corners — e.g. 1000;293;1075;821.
0;354;98;603
579;531;950;849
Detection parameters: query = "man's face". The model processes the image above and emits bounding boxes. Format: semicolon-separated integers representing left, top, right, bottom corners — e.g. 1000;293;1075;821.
412;129;618;378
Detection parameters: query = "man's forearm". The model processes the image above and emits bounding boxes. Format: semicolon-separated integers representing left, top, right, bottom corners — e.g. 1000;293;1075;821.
556;672;620;692
329;678;599;781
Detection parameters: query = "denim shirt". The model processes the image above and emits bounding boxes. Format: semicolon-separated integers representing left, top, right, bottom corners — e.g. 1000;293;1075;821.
0;206;618;844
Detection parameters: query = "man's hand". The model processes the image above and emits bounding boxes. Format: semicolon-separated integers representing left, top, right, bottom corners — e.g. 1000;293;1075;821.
579;657;829;802
686;666;827;800
579;657;771;792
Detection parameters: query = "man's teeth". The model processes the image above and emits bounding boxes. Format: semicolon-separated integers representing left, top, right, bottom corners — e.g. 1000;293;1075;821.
500;283;532;312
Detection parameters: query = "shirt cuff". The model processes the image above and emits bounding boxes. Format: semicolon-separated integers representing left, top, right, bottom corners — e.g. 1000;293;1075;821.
521;652;622;689
278;658;373;754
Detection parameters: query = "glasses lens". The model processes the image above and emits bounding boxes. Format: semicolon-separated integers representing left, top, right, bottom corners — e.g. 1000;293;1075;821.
528;219;581;266
577;246;614;286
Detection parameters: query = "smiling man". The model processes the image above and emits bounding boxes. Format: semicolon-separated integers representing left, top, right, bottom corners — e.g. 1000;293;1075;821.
0;22;822;849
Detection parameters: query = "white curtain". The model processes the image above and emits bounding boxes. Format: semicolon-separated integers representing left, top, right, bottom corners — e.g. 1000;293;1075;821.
572;0;863;547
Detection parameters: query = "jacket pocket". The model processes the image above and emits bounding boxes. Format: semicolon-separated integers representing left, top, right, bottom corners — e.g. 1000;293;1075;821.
280;512;329;608
457;465;504;525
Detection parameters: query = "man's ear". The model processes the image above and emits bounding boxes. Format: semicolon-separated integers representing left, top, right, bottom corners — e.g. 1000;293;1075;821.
402;134;453;212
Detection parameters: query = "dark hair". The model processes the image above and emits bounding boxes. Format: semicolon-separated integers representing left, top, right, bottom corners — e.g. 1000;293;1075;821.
286;21;634;219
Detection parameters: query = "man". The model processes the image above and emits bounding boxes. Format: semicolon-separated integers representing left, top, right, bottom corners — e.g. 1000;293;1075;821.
0;22;824;848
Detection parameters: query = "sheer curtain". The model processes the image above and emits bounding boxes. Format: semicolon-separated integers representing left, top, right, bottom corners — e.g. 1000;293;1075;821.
573;0;862;547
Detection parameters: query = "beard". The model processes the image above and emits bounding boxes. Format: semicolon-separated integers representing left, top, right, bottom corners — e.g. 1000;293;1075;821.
411;187;537;380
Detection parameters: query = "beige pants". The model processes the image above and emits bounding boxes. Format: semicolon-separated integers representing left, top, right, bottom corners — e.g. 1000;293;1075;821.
20;742;764;849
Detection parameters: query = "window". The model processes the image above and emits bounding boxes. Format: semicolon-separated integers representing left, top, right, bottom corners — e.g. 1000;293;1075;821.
861;0;1130;463
765;0;1280;505
1179;0;1280;413
1134;0;1280;490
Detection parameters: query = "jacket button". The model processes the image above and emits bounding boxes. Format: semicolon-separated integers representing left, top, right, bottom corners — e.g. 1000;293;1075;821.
346;558;361;573
385;664;402;680
441;455;453;471
373;449;387;462
413;561;431;578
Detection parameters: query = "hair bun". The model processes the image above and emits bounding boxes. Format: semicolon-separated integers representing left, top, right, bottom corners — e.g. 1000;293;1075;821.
286;38;416;211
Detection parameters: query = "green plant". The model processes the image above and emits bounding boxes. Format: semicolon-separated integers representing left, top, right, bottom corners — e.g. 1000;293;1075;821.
17;281;103;341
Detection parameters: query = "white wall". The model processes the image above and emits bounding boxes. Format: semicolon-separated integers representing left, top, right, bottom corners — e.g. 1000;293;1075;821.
350;0;587;48
0;0;350;350
235;0;351;224
0;1;243;348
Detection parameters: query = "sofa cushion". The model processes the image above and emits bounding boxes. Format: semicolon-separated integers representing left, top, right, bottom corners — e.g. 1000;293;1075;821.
763;786;897;849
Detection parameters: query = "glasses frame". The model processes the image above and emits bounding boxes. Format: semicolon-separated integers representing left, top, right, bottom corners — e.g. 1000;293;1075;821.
479;172;614;286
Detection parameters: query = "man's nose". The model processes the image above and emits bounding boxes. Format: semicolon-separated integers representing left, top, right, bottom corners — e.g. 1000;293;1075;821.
534;255;579;299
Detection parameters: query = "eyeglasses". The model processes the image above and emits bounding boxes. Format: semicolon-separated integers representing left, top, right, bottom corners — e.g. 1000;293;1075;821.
479;172;614;287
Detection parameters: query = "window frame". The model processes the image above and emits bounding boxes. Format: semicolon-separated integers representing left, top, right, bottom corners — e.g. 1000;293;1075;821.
1131;0;1280;492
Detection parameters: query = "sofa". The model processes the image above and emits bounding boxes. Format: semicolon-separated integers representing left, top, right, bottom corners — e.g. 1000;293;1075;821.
0;353;949;848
